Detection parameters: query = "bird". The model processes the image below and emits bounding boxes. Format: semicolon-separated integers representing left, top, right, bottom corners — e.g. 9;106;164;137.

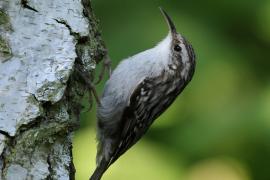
90;7;196;180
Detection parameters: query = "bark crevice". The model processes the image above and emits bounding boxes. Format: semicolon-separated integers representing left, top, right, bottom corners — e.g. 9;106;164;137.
54;19;80;38
0;131;10;139
21;0;38;12
46;154;53;180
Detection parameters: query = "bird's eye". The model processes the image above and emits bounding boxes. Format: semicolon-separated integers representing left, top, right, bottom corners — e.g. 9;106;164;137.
174;45;182;52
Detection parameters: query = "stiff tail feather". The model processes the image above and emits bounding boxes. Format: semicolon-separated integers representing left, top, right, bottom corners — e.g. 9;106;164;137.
89;158;109;180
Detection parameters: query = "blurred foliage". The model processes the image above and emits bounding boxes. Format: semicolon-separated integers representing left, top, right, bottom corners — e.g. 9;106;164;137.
73;0;270;179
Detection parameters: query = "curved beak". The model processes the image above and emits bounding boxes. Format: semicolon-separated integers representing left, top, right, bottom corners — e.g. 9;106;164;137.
159;7;177;34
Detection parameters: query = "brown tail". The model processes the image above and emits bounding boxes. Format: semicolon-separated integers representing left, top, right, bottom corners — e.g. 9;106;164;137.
89;159;109;180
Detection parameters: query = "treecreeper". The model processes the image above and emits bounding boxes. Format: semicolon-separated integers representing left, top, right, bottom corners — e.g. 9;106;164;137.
90;7;196;180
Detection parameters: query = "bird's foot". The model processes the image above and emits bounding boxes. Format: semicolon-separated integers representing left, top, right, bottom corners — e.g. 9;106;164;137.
95;54;112;85
75;67;101;106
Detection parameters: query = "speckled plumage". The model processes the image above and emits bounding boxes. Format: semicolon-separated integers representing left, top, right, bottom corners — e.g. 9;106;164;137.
90;8;196;180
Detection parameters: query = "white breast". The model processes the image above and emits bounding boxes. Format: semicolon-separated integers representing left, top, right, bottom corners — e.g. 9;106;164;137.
103;34;172;104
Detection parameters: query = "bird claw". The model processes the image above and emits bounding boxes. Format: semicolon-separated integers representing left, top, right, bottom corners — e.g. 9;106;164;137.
75;67;101;106
95;54;112;85
86;80;101;105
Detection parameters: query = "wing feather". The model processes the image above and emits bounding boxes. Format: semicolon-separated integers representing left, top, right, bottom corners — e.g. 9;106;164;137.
108;73;183;165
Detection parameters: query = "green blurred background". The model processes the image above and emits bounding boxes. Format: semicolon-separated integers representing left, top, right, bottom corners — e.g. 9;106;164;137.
73;0;270;179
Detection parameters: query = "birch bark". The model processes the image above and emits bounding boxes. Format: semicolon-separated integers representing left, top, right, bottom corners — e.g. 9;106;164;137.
0;0;104;179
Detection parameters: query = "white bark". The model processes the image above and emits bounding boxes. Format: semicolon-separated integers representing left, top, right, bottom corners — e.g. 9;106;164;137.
0;0;104;179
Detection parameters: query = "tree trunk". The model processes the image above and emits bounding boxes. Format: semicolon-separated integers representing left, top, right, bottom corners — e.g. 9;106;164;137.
0;0;105;179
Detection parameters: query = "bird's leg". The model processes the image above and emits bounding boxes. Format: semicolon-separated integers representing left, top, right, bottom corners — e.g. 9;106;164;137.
75;67;101;106
86;80;101;105
95;53;112;85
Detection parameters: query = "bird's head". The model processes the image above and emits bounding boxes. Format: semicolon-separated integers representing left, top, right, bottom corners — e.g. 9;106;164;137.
159;7;196;80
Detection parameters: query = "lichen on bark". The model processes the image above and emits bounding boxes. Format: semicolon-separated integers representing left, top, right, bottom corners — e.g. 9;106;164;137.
0;35;12;62
0;9;12;62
